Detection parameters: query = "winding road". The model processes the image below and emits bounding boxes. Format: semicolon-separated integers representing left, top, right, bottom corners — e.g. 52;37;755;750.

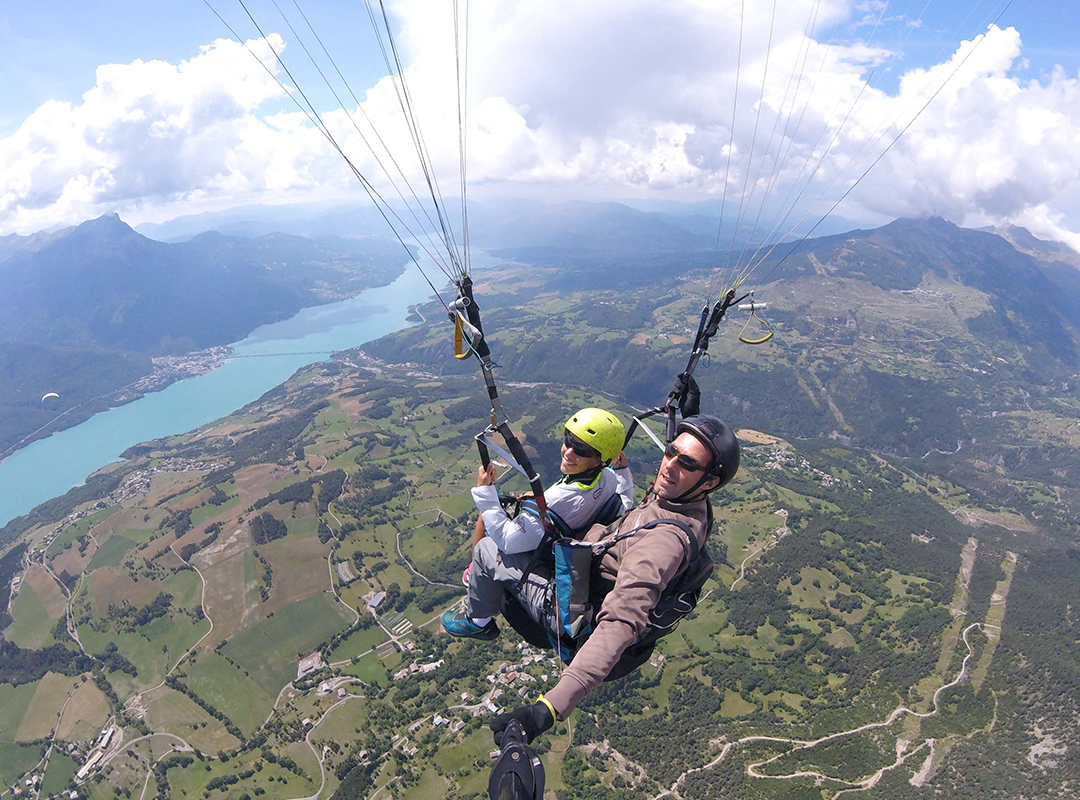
651;622;997;799
283;686;366;800
729;526;790;591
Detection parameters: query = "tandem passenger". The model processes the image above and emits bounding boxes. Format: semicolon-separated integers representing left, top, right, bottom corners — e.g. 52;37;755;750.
442;407;634;638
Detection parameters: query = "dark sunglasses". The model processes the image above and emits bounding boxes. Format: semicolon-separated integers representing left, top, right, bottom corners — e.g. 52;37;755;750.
563;430;601;459
664;442;708;473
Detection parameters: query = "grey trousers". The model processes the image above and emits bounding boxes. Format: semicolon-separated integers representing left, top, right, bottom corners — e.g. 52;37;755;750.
466;537;554;628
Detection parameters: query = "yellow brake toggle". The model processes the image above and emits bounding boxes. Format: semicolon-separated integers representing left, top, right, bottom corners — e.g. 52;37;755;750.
453;311;484;359
738;303;775;345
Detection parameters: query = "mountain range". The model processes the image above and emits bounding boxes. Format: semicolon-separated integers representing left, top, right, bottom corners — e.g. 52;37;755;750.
134;197;864;258
6;203;1080;476
0;214;407;353
0;215;408;456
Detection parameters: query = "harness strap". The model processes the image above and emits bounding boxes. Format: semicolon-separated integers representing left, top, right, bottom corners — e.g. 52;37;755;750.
590;518;698;569
455;277;549;526
543;516;702;660
494;420;547;520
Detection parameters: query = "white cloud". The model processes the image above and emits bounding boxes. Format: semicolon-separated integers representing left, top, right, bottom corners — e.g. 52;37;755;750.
1;0;1078;251
0;32;336;232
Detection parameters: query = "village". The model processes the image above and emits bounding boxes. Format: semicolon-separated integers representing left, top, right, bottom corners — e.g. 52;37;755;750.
112;349;232;404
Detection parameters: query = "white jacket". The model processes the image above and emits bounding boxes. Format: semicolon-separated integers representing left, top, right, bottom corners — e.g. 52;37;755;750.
470;467;635;555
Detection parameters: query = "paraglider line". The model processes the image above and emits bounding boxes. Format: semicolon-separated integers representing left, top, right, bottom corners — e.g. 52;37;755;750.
276;0;458;277
204;0;457;309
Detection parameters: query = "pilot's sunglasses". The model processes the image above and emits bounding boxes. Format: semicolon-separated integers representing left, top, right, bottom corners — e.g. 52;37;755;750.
564;430;601;459
664;442;706;473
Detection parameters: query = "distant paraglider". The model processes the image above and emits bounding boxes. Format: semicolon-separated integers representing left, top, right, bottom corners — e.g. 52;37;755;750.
41;392;60;404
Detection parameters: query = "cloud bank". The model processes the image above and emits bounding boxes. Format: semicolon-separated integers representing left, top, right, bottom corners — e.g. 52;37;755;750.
1;0;1078;250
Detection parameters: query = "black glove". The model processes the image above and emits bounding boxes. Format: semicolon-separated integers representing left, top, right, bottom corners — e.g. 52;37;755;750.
491;701;555;745
676;373;701;418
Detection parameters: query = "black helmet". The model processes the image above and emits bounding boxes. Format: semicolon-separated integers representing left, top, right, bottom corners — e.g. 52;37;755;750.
675;415;740;490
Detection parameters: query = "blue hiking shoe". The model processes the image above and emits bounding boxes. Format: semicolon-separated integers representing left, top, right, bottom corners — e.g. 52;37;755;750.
441;611;500;640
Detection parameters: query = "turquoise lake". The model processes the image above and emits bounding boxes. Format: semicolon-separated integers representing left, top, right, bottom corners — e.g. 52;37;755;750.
0;252;499;528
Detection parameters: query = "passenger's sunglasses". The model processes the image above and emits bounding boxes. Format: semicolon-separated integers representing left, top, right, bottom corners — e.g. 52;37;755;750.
563;430;601;459
664;442;708;473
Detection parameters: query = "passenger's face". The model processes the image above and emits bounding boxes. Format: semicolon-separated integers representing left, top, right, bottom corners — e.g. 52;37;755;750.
656;432;718;499
561;435;603;476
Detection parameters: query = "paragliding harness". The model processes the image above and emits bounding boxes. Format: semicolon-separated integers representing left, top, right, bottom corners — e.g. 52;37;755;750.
504;506;715;682
495;289;751;679
487;720;545;800
515;480;626;540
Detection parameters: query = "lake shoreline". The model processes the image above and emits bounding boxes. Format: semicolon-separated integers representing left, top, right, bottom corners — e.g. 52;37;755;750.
0;347;236;466
0;250;524;530
0;261;411;465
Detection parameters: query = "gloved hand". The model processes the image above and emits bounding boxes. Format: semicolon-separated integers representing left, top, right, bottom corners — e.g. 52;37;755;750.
491;701;555;745
676;373;701;418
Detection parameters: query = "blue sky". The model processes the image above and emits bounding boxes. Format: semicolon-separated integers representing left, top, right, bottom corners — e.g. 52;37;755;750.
3;0;1073;134
0;1;391;137
1;1;1078;247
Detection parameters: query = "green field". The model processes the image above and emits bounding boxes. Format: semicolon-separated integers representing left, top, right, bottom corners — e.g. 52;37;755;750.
307;695;368;742
45;507;115;558
86;534;139;570
145;687;242;753
720;515;776;560
670;593;728;651
162;568;205;609
401;767;451;799
167;749;317;800
343;652;390;686
79;613;211;700
221;593;353;694
0;683;39;741
189;494;240;528
432;726;497;793
183;651;275;737
76;565;209;696
0;743;46;790
720;689;758;717
327;624;387;662
5;579;62;650
716;619;797;659
55;679;111;742
40;752;77;797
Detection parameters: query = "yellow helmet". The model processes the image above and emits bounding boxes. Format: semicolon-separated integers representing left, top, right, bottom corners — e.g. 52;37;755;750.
564;408;625;464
